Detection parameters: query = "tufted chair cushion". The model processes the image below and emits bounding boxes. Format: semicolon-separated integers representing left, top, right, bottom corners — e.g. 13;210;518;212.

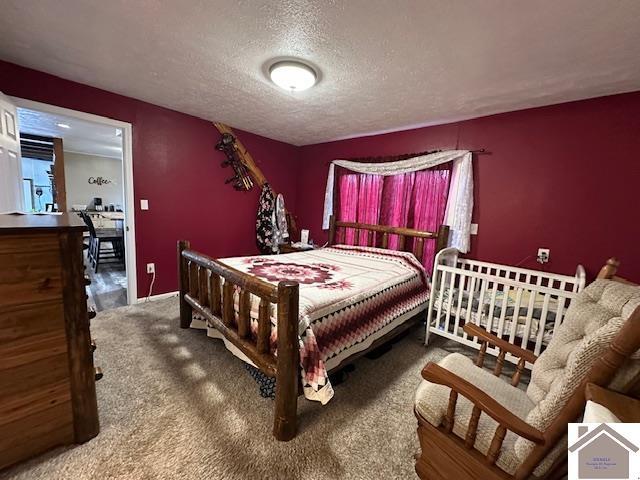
515;280;640;474
415;353;535;475
415;280;640;477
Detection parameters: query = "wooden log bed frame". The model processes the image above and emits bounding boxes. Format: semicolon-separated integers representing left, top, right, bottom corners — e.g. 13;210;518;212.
177;216;449;441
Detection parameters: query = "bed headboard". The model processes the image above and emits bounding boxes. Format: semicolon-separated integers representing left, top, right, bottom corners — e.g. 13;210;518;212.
327;215;449;264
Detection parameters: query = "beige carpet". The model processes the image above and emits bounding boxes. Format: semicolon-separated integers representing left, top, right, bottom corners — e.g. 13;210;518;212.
1;298;486;480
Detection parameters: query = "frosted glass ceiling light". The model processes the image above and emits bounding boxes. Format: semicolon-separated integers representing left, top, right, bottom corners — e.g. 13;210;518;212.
269;61;317;92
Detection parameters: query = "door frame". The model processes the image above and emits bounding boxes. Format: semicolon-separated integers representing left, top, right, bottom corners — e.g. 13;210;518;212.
12;97;138;305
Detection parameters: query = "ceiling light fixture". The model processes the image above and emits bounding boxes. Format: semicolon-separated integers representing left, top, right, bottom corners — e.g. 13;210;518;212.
269;60;317;92
56;123;71;129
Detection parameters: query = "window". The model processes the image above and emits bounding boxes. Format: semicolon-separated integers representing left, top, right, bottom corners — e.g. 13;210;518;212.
336;165;451;271
21;157;54;212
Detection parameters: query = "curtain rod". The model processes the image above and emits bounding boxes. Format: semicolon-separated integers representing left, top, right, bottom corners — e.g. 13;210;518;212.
431;148;487;154
334;148;487;164
342;149;439;163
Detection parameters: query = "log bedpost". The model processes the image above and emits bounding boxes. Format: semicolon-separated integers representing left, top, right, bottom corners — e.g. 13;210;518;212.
435;225;450;253
274;280;300;441
328;215;336;246
178;240;192;328
597;257;620;280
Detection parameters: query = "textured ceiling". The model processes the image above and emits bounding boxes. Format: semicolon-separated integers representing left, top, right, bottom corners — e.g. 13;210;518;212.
18;108;122;158
1;1;640;146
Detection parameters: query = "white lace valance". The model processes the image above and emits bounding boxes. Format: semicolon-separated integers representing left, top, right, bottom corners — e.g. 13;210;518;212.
322;150;474;253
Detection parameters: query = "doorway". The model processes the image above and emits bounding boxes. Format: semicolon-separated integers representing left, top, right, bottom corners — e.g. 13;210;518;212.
13;97;137;309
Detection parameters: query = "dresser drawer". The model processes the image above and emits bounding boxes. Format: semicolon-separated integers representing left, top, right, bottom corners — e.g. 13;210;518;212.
0;331;68;371
0;302;65;345
0;401;74;470
0;379;71;427
0;352;71;401
0;234;59;255
0;249;63;309
0;215;98;468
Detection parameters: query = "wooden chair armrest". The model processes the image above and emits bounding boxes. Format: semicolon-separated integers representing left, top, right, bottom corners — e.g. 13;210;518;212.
421;362;545;444
463;323;538;364
585;383;640;423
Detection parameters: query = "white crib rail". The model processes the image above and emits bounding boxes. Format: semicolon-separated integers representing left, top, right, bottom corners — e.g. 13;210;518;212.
426;249;586;368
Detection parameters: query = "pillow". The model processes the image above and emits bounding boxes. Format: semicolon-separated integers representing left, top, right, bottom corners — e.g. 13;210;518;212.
583;400;621;423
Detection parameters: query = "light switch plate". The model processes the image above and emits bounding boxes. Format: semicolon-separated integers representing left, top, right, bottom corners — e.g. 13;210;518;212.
140;199;149;210
470;223;479;235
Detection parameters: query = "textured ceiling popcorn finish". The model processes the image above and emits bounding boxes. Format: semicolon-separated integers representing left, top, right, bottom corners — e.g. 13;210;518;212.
1;0;640;146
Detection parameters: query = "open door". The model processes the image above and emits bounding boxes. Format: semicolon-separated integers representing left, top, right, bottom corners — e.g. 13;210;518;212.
52;137;67;211
0;92;25;212
19;133;66;212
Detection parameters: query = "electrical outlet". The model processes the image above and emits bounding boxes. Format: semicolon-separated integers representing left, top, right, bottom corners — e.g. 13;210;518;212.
537;248;550;264
146;263;155;274
470;223;479;235
140;199;149;210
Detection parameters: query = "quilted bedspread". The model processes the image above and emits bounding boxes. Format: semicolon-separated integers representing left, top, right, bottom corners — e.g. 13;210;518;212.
196;245;429;404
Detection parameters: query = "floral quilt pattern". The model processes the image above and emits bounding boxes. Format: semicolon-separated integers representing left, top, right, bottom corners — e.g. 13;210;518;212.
194;245;429;404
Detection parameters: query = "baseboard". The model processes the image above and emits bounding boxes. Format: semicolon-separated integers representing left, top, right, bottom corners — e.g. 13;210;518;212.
136;290;179;303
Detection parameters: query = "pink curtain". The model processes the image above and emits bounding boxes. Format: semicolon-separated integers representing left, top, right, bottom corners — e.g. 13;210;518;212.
337;173;383;245
409;169;451;270
336;165;450;272
379;173;415;250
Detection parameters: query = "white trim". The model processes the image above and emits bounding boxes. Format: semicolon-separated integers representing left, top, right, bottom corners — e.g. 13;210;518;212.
11;97;139;304
138;291;179;303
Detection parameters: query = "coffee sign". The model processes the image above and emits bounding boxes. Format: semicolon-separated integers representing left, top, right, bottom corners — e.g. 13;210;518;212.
88;176;112;186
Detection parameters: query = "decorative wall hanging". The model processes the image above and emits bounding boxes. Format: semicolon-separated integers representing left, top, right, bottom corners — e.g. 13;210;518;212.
214;122;298;238
88;176;112;185
215;132;254;191
256;183;276;254
214;123;269;191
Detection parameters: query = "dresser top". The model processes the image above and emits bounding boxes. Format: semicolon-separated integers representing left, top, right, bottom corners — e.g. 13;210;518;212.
0;214;87;233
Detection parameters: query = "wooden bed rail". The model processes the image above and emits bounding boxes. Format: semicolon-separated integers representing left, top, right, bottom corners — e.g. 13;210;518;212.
327;215;449;263
177;240;300;441
177;218;448;442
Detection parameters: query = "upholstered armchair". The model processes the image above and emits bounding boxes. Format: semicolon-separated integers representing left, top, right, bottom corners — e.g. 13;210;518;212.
414;279;640;480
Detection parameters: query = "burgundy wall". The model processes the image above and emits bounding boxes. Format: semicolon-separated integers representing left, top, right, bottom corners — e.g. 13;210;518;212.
0;61;300;298
296;92;640;281
3;59;638;290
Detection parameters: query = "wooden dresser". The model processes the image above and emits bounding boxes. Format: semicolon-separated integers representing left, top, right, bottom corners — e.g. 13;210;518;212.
0;214;100;470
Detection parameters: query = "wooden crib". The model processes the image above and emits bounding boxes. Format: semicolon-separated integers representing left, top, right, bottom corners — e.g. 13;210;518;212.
426;248;586;367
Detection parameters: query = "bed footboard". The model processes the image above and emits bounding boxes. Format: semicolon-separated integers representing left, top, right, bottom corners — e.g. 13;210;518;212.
177;240;300;441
